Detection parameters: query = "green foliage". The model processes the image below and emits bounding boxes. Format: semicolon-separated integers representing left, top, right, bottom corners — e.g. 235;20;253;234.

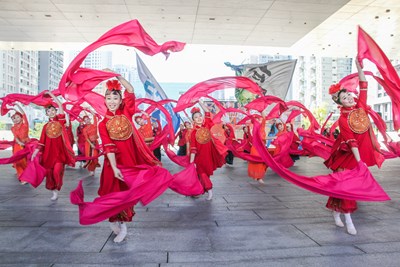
29;122;45;139
312;102;329;125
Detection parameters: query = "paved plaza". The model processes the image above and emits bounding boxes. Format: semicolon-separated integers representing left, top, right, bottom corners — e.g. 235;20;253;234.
0;150;400;266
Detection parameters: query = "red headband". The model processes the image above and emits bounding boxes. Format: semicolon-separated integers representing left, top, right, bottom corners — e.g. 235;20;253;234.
190;107;200;114
106;80;122;91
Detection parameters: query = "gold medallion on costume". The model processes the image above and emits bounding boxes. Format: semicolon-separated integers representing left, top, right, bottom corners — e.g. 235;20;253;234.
106;115;133;140
195;127;211;144
46;121;62;138
348;108;370;134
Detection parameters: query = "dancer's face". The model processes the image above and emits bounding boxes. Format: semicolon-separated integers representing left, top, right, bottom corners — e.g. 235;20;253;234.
192;112;203;125
339;92;356;107
277;123;284;132
105;92;122;113
286;124;292;132
83;117;91;124
135;117;145;126
11;114;22;124
46;107;57;118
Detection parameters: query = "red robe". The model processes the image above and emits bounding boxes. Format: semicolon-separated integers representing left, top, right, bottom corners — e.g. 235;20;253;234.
82;116;100;172
76;124;86;156
190;112;226;190
324;86;384;213
11;114;30;178
98;91;159;222
38;114;75;169
38;114;75;190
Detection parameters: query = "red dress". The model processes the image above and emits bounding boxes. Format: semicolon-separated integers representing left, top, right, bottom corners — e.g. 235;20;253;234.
324;86;384;213
248;118;267;180
11;114;30;179
83;116;100;172
76;124;86;156
38;114;75;190
98;91;159;222
190;112;226;191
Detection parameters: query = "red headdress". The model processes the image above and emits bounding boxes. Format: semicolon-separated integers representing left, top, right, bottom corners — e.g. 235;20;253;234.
329;83;341;95
190;107;200;114
106;80;122;91
328;83;343;103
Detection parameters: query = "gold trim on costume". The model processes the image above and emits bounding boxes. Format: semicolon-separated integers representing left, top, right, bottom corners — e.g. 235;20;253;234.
195;127;211;144
348;108;370;134
106;115;133;141
46;121;63;138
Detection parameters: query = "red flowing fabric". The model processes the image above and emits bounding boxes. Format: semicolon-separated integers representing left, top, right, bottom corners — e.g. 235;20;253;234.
1;91;54;115
251;120;390;201
358;26;400;130
19;156;47;188
174;77;264;112
70;164;203;225
245;96;287;113
59;20;185;100
0;141;14;150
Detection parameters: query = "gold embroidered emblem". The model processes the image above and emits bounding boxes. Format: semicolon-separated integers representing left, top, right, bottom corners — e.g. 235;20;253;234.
195;127;211;144
106;115;133;140
46;121;62;138
348;108;370;134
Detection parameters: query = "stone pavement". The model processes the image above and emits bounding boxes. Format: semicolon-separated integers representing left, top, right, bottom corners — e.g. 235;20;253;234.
0;150;400;267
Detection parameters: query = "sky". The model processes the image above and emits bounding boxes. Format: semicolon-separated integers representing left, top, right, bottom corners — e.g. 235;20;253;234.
105;44;290;83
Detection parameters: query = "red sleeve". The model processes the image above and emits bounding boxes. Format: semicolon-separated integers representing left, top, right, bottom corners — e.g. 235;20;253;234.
38;124;47;151
98;121;116;154
189;129;198;154
204;112;214;129
122;91;136;117
339;115;358;148
57;114;66;125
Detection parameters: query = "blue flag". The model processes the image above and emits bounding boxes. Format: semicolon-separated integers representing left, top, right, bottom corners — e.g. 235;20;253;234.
136;54;181;132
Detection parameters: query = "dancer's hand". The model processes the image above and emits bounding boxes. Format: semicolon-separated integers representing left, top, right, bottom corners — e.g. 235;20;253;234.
31;149;39;161
112;167;124;181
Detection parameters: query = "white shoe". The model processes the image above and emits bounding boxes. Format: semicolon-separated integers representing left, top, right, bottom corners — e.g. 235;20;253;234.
20;181;28;185
50;190;58;201
333;211;344;227
206;189;213;200
346;223;357;235
258;179;265;184
89;171;94;176
113;223;127;243
109;222;120;235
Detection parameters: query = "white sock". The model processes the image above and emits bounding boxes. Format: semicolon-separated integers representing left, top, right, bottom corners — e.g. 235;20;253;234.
50;190;58;201
344;213;357;235
113;222;127;243
333;211;344;227
109;222;120;235
206;189;213;200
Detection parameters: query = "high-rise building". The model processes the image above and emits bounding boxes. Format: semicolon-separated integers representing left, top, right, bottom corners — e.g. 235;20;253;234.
0;50;41;129
66;50;112;94
294;56;352;113
38;51;64;92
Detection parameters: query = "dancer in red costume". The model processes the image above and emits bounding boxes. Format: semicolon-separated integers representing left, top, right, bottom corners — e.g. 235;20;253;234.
285;123;300;162
76;119;86;168
189;100;226;200
135;112;155;145
151;120;162;161
31;91;76;201
177;121;191;156
324;59;384;235
9;103;30;184
98;69;159;243
82;110;100;176
241;125;252;154
222;123;236;166
248;114;268;183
